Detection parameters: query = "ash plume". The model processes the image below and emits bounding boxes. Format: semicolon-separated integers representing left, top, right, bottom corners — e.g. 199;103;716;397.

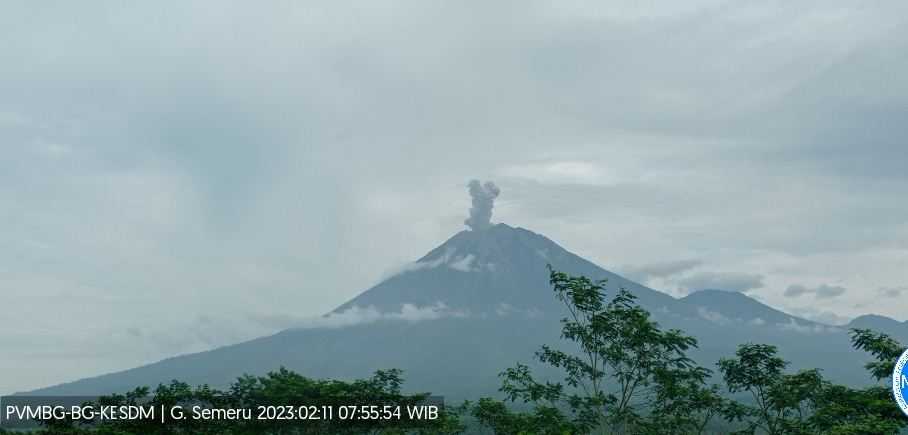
465;180;500;231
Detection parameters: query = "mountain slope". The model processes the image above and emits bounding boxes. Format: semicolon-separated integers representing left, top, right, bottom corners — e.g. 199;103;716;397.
848;314;908;343
679;289;816;326
335;223;678;314
26;224;898;397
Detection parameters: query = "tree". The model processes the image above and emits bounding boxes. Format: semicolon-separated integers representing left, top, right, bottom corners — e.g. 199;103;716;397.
464;397;577;435
26;368;462;435
718;343;799;434
850;329;905;381
642;365;728;435
804;329;908;435
718;330;908;435
466;267;908;435
474;267;723;434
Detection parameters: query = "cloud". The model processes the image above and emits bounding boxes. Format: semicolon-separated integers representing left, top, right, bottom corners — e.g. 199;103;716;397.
623;259;702;282
382;252;454;279
499;161;615;186
448;254;476;272
813;285;847;299
465;180;501;231
381;249;484;279
784;284;847;299
697;307;732;325
292;303;468;330
787;307;852;326
776;318;841;335
784;284;812;298
678;272;765;293
878;287;908;298
495;303;542;318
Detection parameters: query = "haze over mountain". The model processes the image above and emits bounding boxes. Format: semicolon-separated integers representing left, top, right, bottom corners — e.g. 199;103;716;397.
26;182;907;399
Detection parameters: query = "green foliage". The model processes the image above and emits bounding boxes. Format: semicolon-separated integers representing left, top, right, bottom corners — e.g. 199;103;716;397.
472;267;724;434
24;368;462;435
471;268;908;435
642;365;727;435
16;268;908;435
804;328;908;435
719;332;908;435
463;397;576;435
808;385;905;435
718;343;800;434
850;328;904;381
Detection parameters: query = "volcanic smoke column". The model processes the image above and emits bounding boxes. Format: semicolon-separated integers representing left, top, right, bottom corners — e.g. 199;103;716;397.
464;180;501;231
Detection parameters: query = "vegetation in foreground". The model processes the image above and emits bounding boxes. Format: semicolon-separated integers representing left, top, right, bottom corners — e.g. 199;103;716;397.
4;268;905;434
463;267;907;435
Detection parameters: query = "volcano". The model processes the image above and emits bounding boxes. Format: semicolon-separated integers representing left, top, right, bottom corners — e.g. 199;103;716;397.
336;223;676;315
27;223;908;398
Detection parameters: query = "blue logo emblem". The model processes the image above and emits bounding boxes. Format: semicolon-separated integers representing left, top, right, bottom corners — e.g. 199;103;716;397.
895;348;908;417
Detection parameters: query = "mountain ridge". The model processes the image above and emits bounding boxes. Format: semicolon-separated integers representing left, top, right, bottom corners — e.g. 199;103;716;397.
336;223;679;315
22;223;906;397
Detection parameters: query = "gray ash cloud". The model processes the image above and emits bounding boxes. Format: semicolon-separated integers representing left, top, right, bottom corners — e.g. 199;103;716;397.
465;180;500;231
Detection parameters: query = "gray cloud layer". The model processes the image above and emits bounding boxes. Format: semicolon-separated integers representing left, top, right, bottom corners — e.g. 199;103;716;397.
785;284;847;299
624;259;703;283
878;287;908;298
2;0;908;394
678;272;766;294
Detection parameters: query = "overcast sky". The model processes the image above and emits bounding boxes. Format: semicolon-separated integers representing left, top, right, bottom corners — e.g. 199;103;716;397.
3;1;907;394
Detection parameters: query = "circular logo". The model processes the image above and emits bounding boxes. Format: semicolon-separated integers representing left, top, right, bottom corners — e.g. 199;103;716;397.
894;348;908;418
